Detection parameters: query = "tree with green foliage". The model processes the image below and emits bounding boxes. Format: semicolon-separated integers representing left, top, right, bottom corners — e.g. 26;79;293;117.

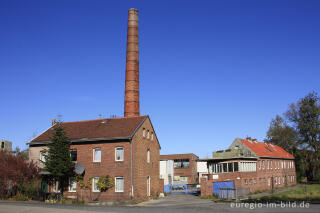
45;123;74;195
265;115;297;152
265;92;320;182
286;92;320;181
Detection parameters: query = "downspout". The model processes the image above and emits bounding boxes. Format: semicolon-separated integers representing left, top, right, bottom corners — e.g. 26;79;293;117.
130;138;134;198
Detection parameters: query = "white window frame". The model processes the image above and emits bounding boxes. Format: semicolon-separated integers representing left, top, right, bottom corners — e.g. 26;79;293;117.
147;149;150;163
147;130;150;139
92;177;100;192
68;177;77;192
40;150;46;163
259;161;261;169
93;148;101;162
115;147;124;161
151;132;154;141
278;176;281;184
115;177;124;192
142;128;146;137
262;160;265;169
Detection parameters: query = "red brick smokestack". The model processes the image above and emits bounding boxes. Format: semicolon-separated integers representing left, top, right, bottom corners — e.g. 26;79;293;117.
124;8;140;117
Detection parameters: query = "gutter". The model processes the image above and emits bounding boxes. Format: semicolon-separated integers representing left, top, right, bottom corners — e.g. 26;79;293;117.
28;136;130;145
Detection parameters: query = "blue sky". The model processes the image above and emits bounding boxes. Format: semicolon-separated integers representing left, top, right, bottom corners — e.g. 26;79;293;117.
1;0;319;158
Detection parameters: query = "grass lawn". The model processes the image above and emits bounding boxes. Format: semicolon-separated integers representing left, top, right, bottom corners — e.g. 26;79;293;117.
247;184;320;202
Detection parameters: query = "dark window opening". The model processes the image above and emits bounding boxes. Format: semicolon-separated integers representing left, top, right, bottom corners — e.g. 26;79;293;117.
234;162;239;172
174;159;190;168
70;149;77;162
228;163;233;172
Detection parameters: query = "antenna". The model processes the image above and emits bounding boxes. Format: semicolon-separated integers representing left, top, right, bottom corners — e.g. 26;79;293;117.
57;114;62;122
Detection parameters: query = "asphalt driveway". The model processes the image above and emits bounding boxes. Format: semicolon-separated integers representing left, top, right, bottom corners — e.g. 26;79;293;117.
1;195;320;213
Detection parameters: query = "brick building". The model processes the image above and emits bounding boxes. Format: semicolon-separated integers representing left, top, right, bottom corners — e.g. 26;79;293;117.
28;116;161;201
201;138;296;196
28;8;162;202
160;153;199;184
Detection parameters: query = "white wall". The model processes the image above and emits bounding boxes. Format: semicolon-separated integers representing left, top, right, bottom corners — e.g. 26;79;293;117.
197;161;208;173
159;160;174;185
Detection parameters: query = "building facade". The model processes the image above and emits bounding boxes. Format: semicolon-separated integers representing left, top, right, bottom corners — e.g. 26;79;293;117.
201;138;297;196
160;153;199;184
0;140;12;152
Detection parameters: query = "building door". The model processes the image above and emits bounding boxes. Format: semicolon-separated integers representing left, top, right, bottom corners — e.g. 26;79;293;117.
147;176;151;196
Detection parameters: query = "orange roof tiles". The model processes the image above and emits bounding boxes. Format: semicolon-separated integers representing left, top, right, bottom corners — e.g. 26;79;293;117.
239;138;294;159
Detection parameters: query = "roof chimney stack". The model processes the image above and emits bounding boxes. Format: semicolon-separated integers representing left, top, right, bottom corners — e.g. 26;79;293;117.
52;118;56;126
124;8;140;117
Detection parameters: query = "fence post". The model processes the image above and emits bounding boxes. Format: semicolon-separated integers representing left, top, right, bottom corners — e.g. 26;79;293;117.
235;188;237;201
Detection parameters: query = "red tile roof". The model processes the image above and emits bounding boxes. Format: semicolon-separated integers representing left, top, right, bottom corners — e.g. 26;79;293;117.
30;116;147;144
239;138;294;159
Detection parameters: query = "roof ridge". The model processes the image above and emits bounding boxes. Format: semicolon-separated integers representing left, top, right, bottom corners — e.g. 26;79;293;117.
62;118;106;124
61;115;148;124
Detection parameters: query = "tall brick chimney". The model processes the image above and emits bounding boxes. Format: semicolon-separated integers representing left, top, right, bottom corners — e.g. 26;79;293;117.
124;8;140;117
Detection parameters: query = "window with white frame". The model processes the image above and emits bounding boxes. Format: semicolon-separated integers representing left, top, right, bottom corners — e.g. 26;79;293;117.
259;161;261;169
270;160;272;169
92;177;100;192
69;177;77;192
151;132;154;141
267;160;269;169
93;148;101;162
262;160;265;169
115;147;124;161
40;150;46;162
278;160;280;169
115;177;124;192
147;130;150;139
275;177;277;185
278;176;281;184
147;149;150;163
142;128;146;137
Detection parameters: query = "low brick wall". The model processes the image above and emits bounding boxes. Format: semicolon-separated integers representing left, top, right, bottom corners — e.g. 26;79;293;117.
200;171;297;197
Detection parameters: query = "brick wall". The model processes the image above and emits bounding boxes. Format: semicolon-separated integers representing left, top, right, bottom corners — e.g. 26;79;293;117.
65;141;132;201
132;117;161;199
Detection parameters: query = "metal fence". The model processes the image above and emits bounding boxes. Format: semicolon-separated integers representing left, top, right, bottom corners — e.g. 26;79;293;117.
164;184;200;194
218;187;250;200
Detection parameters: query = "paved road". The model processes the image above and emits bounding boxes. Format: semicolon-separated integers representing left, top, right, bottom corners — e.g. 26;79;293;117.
1;194;320;213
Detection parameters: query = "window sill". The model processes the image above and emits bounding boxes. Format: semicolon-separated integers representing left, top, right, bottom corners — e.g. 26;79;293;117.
115;191;124;193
